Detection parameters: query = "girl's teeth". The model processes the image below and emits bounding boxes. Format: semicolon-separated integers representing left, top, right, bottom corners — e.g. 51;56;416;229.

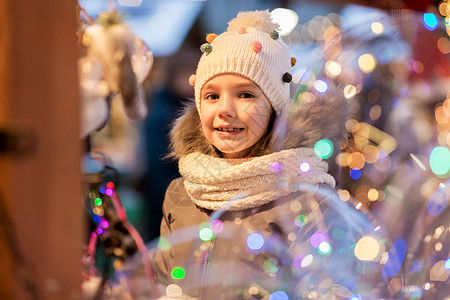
219;128;241;132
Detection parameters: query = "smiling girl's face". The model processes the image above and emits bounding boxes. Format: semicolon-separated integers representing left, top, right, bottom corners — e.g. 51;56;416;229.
200;74;272;159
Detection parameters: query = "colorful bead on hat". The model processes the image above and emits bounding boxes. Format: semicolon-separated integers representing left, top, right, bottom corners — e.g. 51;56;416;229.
193;10;293;114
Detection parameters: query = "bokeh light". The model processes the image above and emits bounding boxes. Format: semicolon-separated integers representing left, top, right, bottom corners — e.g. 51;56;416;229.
445;258;450;270
246;232;265;250
314;139;333;159
268;290;289;300
94;197;102;206
423;13;438;31
300;254;313;268
171;267;185;279
429;146;450;176
358;53;377;73
318;241;331;255
263;258;279;273
350;168;362;180
344;84;357;99
314;80;329;93
199;227;214;241
382;239;406;278
294;215;307;227
371;22;384;34
354;236;380;261
270;161;283;172
271;8;299;36
310;231;328;248
325;60;342;77
105;188;113;196
410;260;423;273
299;161;311;173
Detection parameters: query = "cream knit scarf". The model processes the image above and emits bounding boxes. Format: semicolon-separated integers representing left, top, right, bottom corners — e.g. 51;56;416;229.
178;147;336;211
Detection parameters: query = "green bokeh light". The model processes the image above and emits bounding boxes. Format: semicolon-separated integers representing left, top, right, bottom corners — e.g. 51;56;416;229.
94;198;102;206
429;146;450;176
314;139;333;159
263;259;280;273
199;227;214;241
171;267;185;279
318;242;332;255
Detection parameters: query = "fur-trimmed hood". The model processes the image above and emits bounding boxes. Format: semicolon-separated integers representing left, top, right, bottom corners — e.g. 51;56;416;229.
168;84;356;160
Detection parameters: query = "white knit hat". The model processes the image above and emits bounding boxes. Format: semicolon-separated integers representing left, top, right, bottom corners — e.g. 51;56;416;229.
190;10;294;114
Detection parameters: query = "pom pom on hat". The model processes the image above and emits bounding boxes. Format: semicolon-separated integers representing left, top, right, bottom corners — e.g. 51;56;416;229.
227;10;279;33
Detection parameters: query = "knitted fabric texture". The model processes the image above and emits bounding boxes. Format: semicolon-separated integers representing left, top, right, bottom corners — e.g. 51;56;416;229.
194;10;292;114
178;147;335;211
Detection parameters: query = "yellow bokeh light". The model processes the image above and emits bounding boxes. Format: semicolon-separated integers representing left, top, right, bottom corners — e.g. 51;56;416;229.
368;188;379;201
344;84;357;99
437;37;450;54
335;152;349;167
439;2;450;17
371;22;384;34
345;119;360;133
370;104;382;121
348;152;366;169
337;189;351;201
362;145;378;163
358;53;377;73
435;106;450;124
325;61;342;77
354;236;380;261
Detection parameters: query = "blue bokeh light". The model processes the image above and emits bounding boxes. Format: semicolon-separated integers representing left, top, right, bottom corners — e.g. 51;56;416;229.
350;168;362;180
423;13;438;31
382;238;407;277
268;290;289;300
247;232;265;250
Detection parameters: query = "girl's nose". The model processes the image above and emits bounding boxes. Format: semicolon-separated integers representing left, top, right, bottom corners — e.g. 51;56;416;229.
217;94;236;118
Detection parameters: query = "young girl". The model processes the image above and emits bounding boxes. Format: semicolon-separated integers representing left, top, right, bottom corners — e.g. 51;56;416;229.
152;10;388;299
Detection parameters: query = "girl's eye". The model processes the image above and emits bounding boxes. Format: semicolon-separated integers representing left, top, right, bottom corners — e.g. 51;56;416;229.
205;94;219;100
240;93;254;99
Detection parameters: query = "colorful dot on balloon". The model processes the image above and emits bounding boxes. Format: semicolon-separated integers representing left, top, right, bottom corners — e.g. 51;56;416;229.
299;161;311;173
247;232;265;250
106;188;113;196
94;198;102;206
96;228;103;235
107;182;114;189
314;139;333;159
99;187;106;194
171;267;185;279
350;168;362;180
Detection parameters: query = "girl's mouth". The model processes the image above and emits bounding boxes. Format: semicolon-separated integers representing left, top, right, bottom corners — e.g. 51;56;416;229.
215;127;244;132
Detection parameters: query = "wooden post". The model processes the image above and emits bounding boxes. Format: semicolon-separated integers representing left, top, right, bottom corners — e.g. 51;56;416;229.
0;0;83;299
